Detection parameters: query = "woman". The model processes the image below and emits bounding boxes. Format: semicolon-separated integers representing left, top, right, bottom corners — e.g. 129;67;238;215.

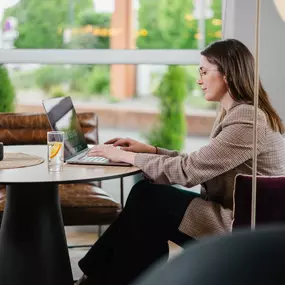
76;39;285;285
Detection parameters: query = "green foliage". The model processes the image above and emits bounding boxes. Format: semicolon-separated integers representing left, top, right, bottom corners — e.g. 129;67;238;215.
4;0;93;49
49;86;67;98
78;10;111;29
137;0;198;49
68;65;109;96
86;66;110;95
147;66;187;150
69;66;90;92
138;0;198;148
136;0;161;49
205;0;222;46
138;0;203;148
157;0;198;49
138;0;222;148
137;0;222;49
35;66;71;93
185;65;199;93
0;65;16;112
67;11;111;49
9;69;36;90
3;0;222;50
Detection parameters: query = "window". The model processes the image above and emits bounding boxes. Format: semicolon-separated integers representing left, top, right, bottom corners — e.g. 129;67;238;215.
6;63;216;111
5;63;215;147
0;0;222;50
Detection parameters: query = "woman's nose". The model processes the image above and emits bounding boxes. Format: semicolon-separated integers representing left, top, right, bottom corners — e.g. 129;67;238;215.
197;78;203;85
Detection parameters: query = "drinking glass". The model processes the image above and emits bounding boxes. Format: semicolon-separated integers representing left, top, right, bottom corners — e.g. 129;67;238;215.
47;131;64;172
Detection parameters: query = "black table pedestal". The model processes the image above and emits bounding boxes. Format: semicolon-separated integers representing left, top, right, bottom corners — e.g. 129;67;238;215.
0;183;73;285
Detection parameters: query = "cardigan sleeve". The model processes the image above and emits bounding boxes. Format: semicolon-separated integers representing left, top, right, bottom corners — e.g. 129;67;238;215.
134;106;266;187
156;147;180;157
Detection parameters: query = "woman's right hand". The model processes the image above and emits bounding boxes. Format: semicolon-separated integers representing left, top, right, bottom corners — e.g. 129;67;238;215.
104;137;156;154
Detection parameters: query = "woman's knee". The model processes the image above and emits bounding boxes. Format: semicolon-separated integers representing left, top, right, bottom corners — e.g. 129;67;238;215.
124;180;162;224
127;179;151;204
126;180;170;211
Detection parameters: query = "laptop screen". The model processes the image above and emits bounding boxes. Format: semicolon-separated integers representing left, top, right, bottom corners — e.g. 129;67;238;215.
42;96;88;159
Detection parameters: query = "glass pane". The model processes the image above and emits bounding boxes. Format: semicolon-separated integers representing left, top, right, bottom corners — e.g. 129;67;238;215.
0;0;222;49
2;63;215;147
5;63;216;109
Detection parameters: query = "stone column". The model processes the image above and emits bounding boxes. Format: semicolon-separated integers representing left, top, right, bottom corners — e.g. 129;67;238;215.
110;0;136;100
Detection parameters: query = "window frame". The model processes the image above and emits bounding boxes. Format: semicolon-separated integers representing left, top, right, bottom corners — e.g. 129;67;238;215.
0;49;201;65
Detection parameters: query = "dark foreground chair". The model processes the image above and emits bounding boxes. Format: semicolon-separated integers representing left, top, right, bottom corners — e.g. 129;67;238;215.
133;174;285;285
133;225;285;285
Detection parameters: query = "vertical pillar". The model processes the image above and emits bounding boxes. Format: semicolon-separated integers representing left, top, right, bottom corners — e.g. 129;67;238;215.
110;0;136;100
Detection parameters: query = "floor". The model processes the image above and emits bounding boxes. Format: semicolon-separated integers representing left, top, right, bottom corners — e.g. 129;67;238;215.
66;230;183;282
67;231;96;281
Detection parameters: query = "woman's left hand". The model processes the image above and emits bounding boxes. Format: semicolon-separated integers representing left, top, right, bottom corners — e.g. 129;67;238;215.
87;145;136;165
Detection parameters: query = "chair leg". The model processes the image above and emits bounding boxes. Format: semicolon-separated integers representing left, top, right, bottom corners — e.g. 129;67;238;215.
98;225;102;237
120;177;124;208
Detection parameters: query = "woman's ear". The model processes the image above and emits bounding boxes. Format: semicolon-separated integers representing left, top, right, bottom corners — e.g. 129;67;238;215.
223;75;229;85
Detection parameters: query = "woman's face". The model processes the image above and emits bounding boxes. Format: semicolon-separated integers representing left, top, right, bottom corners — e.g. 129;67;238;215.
197;55;228;102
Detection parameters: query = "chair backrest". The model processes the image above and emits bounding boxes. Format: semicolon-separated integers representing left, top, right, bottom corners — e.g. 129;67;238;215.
133;225;285;285
232;174;285;231
0;112;99;145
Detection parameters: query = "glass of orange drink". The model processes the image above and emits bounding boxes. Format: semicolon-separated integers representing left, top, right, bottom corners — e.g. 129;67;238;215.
47;131;64;172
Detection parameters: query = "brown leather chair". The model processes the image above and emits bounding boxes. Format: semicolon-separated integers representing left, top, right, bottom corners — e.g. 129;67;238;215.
0;112;121;237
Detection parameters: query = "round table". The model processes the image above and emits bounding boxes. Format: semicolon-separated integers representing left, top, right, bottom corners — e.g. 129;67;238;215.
0;145;141;285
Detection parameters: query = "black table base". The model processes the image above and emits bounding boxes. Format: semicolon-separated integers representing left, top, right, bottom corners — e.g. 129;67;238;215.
0;183;74;285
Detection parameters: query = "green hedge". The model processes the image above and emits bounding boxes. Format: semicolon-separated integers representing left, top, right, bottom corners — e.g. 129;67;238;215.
0;65;16;112
35;66;71;93
86;66;110;95
147;65;187;151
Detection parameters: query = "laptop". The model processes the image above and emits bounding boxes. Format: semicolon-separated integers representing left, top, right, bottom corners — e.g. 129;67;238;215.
42;96;131;167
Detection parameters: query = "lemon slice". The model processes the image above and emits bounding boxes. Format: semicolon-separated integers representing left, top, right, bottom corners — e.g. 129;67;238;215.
49;142;62;159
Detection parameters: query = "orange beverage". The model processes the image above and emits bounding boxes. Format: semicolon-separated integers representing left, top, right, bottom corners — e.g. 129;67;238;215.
47;131;64;172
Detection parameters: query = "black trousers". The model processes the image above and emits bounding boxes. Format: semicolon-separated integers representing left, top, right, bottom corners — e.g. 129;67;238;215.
78;180;200;285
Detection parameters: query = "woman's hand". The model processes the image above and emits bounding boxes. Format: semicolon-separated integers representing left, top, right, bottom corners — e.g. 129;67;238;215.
104;137;156;154
87;144;136;165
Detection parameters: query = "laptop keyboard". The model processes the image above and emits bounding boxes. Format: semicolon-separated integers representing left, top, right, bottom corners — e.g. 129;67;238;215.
80;155;109;163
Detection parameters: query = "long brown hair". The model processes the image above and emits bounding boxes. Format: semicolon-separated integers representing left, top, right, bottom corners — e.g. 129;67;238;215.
201;39;284;134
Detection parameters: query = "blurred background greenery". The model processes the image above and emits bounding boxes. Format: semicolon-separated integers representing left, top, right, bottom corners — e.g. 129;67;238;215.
1;0;221;149
3;0;221;110
4;0;221;50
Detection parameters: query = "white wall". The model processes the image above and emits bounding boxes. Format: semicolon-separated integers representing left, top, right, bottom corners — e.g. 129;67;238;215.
223;0;256;54
223;0;285;122
259;0;285;122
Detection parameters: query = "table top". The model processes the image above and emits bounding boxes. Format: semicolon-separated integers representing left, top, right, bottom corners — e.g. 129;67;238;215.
0;145;141;184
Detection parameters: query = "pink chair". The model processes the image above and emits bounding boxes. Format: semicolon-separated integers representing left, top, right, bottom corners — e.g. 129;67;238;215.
232;174;285;231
